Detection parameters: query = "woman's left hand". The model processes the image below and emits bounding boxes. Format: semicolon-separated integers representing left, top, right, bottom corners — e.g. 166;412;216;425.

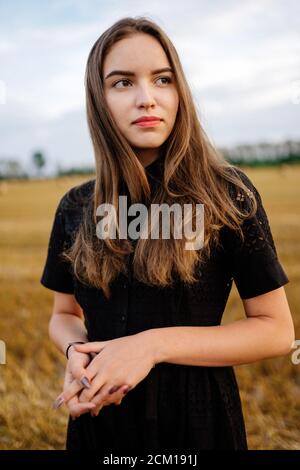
54;332;156;415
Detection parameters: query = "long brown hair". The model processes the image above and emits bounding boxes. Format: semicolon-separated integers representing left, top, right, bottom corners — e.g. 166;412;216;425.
62;16;257;300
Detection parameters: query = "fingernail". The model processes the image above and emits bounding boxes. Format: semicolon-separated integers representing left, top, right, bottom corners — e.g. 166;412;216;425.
109;385;121;394
52;396;64;409
80;376;91;389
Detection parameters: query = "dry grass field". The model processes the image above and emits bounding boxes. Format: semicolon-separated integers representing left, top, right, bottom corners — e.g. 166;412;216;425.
0;165;299;450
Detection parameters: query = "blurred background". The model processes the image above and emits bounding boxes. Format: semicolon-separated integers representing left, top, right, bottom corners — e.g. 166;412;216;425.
0;0;299;450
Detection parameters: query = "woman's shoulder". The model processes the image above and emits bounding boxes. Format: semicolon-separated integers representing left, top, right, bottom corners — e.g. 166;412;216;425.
57;178;96;236
217;166;262;249
223;165;258;201
59;177;96;213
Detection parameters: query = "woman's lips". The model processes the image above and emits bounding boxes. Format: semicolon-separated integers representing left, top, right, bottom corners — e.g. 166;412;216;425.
134;120;162;127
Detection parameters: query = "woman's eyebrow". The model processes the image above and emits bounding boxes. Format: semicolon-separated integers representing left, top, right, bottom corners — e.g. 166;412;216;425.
104;67;174;80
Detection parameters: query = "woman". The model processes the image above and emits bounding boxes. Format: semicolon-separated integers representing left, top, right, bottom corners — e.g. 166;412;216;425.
40;17;295;451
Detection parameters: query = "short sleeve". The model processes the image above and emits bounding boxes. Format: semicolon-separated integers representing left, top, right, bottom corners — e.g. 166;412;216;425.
223;169;289;300
40;195;74;294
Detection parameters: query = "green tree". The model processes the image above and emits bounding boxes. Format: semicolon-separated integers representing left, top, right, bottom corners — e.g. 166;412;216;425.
32;151;46;177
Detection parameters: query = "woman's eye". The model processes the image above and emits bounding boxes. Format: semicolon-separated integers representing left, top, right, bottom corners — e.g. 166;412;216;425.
157;76;172;85
113;79;131;88
112;76;172;88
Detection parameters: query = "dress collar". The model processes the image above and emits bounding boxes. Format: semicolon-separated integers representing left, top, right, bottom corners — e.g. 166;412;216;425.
144;153;165;180
120;153;165;198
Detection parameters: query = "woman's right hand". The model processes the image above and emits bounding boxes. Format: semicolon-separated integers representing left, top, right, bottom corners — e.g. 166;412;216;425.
63;349;96;419
61;348;127;418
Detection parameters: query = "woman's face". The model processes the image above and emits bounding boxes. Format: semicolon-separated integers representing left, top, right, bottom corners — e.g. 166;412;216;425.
103;33;179;166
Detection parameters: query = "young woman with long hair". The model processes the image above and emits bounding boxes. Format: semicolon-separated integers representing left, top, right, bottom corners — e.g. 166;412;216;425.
40;17;294;451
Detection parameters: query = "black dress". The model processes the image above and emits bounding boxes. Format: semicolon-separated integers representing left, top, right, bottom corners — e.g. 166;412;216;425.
40;156;289;451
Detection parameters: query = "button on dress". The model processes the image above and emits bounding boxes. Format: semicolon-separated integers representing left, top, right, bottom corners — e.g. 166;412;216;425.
40;156;289;451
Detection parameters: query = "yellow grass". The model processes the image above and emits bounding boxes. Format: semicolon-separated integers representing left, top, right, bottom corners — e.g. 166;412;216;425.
0;167;299;450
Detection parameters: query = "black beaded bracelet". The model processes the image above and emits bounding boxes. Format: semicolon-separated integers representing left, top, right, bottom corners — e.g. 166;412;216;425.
65;341;86;359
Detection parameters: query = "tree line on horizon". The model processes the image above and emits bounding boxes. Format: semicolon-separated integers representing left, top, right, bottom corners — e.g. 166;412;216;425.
0;139;300;180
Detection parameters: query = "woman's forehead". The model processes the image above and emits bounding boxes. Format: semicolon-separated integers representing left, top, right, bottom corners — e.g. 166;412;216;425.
103;35;169;74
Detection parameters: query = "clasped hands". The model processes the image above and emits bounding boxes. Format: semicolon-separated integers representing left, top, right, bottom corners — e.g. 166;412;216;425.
52;332;156;418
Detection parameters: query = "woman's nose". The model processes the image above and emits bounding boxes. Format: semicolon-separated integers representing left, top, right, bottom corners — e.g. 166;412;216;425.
135;85;156;107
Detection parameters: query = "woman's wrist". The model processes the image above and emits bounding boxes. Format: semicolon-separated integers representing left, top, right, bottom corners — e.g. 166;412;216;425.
65;341;95;361
65;341;87;359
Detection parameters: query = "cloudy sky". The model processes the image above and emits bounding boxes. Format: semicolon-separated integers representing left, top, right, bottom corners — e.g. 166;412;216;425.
0;0;299;175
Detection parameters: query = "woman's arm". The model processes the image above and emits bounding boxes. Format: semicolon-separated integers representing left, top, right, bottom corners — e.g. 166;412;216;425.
140;287;295;367
50;292;132;414
48;292;88;356
55;286;295;411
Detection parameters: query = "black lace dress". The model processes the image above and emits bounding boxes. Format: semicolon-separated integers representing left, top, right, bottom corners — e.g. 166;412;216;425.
40;157;289;451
